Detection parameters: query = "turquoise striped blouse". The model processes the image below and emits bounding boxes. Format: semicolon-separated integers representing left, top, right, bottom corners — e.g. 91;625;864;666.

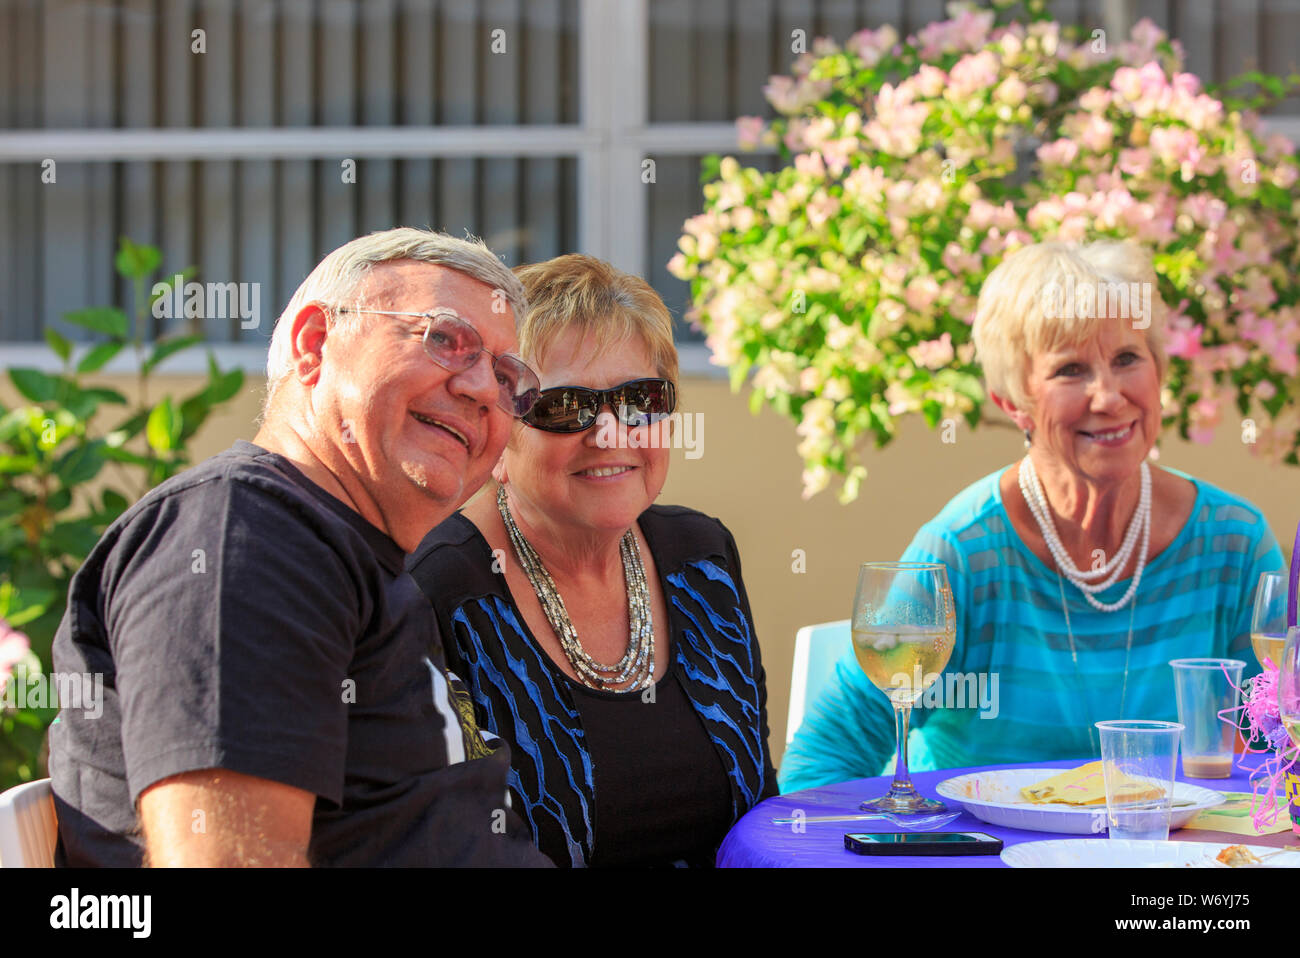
778;468;1284;793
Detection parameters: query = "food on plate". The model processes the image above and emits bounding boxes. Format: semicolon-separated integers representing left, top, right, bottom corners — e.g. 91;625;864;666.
1215;844;1262;867
1019;761;1164;806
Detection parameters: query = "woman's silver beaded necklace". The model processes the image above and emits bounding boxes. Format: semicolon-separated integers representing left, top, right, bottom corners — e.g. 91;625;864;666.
497;485;655;691
1018;456;1151;613
1017;457;1142;746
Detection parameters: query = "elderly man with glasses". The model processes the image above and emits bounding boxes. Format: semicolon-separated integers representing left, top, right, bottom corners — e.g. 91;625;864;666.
49;228;551;867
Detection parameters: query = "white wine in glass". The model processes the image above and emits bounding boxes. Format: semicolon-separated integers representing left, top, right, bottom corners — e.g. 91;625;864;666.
853;562;956;815
1250;571;1291;668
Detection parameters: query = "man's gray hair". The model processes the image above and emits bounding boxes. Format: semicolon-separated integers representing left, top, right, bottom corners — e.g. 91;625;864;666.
264;228;527;405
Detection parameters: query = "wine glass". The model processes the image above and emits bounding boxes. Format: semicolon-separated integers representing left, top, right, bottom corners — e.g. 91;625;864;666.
1280;627;1300;752
1250;571;1290;669
852;562;956;814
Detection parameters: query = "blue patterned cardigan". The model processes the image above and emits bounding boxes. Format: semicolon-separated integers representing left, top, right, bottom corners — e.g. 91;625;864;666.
406;505;777;867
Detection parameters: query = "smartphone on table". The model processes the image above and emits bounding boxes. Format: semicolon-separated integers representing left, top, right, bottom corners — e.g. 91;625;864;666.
844;832;1004;856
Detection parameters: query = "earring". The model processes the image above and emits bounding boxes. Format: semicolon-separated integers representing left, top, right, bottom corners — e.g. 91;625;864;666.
1023;429;1032;449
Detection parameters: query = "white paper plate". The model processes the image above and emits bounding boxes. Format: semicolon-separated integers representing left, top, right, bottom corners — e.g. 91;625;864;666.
935;768;1224;835
1002;839;1300;868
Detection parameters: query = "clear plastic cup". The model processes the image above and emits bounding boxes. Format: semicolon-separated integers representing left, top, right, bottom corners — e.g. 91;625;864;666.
1169;658;1245;779
1095;720;1183;841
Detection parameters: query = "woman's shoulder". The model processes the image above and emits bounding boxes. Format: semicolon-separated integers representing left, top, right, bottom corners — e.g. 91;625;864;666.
911;469;1013;549
639;503;739;563
1164;468;1271;534
404;512;500;602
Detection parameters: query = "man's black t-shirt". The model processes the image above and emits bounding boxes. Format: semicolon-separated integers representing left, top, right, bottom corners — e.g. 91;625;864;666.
49;440;547;866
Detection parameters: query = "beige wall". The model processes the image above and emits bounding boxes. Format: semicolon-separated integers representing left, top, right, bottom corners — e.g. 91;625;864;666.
8;371;1295;767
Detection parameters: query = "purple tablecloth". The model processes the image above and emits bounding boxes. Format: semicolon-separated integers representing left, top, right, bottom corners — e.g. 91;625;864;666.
718;755;1298;867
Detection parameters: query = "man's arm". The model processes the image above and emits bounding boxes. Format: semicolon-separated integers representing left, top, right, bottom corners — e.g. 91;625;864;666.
139;769;316;867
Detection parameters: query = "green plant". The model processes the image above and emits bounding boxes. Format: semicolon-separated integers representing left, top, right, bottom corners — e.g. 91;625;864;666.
0;237;245;788
671;1;1300;501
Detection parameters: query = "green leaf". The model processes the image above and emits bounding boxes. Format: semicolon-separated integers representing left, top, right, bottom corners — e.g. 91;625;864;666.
44;519;102;560
0;408;31;443
0;454;39;474
8;368;59;403
205;368;244;405
100;489;129;521
63;307;129;339
100;445;154;467
76;341;124;374
179;393;212;443
146;398;182;453
114;237;163;281
79;387;128;406
0;588;56;628
43;328;72;363
61;384;127;422
53;440;107;486
107;408;151;444
142;335;203;375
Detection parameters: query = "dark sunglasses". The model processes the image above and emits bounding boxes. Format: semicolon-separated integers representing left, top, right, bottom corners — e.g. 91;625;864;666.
333;306;541;417
521;378;677;433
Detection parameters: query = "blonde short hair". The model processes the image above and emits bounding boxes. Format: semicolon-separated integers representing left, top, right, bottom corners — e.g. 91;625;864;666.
265;227;526;405
971;240;1167;411
512;255;679;387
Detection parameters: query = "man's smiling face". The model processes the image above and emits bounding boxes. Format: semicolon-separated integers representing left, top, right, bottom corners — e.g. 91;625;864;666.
313;260;518;520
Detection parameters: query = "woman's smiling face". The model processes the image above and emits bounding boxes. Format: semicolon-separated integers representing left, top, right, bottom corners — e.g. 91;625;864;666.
503;327;672;535
1019;316;1163;484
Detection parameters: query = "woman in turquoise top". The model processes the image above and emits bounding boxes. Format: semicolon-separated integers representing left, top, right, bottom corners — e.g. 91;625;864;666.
780;241;1284;792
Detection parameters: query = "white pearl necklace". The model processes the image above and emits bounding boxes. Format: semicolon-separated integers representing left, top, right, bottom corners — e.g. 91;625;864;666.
1018;456;1151;613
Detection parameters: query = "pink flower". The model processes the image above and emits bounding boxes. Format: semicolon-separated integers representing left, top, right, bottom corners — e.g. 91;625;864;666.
736;116;766;150
915;8;993;58
765;75;832;115
947;51;1000;101
1080;115;1114;152
847;24;899;66
0;620;31;696
1171;72;1201;98
1123;17;1167;65
1256;380;1278;401
1177;94;1224;131
994;76;1027;107
942;242;982;276
1117;147;1151;177
1037;138;1079;167
794;152;826;179
1164;321;1203;358
843;164;887;207
805;191;841;230
904;276;941;313
820;138;859;177
1112;67;1144;101
913;65;947;99
764;76;799;114
666;252;694;280
1079;88;1112;113
908;332;954;370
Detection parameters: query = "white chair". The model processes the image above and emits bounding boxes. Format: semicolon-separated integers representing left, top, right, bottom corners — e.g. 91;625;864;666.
785;622;935;774
785;619;850;745
0;777;58;868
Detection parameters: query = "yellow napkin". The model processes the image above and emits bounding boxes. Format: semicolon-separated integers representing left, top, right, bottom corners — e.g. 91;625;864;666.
1182;792;1294;836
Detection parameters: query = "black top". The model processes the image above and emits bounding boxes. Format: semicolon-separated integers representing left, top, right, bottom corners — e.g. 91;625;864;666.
406;504;778;867
49;440;548;867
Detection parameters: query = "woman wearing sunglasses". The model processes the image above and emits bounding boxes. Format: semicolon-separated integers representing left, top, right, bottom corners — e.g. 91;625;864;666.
407;254;776;867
